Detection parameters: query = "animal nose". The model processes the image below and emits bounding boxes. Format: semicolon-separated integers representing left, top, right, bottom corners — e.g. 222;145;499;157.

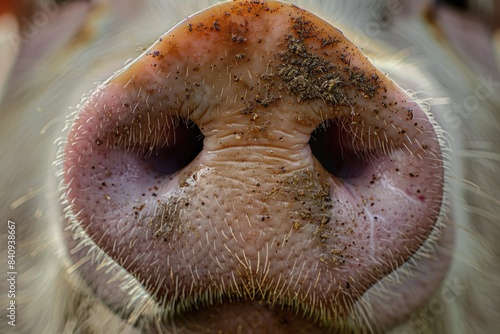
62;1;451;331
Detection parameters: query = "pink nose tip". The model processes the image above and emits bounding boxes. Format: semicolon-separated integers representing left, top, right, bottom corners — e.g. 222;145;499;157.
62;1;451;331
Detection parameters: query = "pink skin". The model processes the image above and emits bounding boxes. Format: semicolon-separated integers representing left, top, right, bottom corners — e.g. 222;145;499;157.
63;1;450;331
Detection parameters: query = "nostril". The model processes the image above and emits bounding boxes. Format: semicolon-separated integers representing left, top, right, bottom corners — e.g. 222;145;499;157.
309;120;369;179
144;119;204;175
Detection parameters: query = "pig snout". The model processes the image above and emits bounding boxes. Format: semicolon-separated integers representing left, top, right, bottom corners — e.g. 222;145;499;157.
60;1;452;332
